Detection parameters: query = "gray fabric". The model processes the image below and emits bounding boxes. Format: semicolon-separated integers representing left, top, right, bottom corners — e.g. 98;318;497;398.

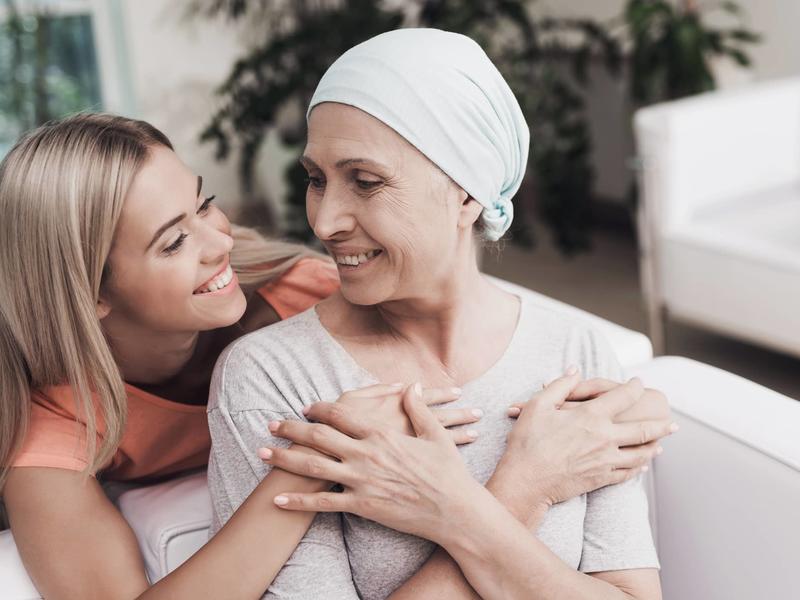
207;295;659;599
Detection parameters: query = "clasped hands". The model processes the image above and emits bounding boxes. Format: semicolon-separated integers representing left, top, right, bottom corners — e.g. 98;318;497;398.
256;370;676;546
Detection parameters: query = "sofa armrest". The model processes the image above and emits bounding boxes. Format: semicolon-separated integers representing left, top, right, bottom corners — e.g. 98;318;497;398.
634;77;800;233
0;529;42;600
632;356;800;600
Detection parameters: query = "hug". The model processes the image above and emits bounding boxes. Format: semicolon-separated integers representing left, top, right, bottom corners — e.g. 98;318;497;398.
1;28;672;599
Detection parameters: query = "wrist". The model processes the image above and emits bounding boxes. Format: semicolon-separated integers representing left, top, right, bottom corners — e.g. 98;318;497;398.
485;462;552;523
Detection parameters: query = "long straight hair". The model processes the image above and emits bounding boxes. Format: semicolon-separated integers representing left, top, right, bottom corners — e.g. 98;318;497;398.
0;113;318;490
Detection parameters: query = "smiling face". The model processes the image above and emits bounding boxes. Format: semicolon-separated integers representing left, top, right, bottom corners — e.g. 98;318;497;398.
304;103;482;306
100;145;247;334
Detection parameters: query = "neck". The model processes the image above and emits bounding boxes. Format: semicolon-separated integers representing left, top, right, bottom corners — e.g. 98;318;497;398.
373;257;505;368
104;321;201;385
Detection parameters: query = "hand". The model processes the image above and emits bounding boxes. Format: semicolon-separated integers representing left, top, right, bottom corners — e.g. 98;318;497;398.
258;383;482;545
334;382;481;445
491;370;677;516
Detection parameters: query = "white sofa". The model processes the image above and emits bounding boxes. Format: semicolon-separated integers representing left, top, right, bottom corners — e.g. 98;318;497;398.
634;77;800;357
2;281;799;600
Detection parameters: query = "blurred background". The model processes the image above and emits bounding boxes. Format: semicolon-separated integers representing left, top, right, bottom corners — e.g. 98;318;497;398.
1;0;798;398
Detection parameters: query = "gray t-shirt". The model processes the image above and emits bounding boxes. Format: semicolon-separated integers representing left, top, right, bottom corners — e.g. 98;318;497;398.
207;296;659;599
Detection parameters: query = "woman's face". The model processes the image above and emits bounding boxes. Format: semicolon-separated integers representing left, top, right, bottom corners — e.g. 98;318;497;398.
101;145;247;334
304;103;480;306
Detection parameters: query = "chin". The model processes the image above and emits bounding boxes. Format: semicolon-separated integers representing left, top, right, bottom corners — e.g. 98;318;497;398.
198;288;248;330
339;282;390;306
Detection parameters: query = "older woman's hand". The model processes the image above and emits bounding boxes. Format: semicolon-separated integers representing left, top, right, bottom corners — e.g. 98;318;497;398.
259;383;483;545
490;370;677;523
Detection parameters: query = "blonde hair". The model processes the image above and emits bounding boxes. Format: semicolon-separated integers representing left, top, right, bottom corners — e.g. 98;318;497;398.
0;113;317;490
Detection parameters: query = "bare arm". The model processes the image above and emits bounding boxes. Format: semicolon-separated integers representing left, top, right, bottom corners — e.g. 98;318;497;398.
4;458;327;600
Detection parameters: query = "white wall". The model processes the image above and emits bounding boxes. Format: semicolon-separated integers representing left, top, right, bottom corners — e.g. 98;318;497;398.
532;0;800;201
110;1;291;219
113;1;800;212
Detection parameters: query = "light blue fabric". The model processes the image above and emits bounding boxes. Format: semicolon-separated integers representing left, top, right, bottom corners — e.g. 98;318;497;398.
307;28;530;241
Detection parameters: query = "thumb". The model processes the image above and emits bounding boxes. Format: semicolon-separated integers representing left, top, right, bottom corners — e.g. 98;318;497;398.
402;382;446;440
536;367;582;410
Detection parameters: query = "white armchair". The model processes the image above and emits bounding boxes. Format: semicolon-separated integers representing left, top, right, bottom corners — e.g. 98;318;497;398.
3;282;799;600
633;77;800;357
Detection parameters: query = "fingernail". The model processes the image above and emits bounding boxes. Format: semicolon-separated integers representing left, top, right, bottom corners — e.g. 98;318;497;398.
274;495;288;506
641;465;650;472
268;420;280;432
258;447;273;460
565;365;578;376
656;446;664;455
471;408;484;418
669;422;680;433
302;405;310;415
507;406;521;417
412;382;422;396
451;387;463;396
466;429;479;439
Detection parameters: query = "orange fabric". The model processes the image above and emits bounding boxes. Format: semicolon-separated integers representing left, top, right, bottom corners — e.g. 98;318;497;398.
11;258;340;482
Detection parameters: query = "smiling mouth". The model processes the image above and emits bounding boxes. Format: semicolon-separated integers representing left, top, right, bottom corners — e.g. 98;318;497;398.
194;264;235;294
334;249;383;268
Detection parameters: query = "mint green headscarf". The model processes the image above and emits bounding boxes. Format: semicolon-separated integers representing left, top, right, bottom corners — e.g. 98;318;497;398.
307;28;530;241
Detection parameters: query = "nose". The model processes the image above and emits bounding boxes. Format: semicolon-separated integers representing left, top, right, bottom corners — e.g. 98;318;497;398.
199;217;234;265
309;188;356;241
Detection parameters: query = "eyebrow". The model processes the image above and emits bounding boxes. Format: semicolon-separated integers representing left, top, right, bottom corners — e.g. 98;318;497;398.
300;156;390;172
145;175;202;251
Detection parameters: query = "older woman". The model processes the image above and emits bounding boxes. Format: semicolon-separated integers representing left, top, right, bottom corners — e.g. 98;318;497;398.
208;29;665;599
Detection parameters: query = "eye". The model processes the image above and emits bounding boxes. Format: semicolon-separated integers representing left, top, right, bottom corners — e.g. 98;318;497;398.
198;195;216;214
163;233;188;256
355;179;381;191
305;175;326;190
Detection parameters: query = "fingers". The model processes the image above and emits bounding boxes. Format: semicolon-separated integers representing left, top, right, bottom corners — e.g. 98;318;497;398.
528;368;582;411
449;428;480;445
605;467;644;486
258;446;354;485
403;382;448;441
585;377;645;417
422;387;463;406
613;418;679;447
273;491;352;513
340;383;405;399
434;406;483;428
302;402;371;438
267;419;360;458
566;378;619;401
615;441;663;470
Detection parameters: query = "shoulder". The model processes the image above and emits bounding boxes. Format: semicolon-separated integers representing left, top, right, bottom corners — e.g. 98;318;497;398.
257;257;340;320
208;308;326;414
517;296;623;380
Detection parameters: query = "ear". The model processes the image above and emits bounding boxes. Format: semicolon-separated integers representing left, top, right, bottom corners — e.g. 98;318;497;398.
457;191;483;230
96;296;111;320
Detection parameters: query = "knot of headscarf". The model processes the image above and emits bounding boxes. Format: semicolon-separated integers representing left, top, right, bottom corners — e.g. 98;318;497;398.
307;28;530;241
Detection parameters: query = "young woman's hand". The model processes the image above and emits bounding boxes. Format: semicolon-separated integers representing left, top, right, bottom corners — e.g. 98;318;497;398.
490;370;677;521
257;383;483;545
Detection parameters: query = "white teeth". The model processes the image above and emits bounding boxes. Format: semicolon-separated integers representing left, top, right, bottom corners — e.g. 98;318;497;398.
335;250;380;266
196;265;234;294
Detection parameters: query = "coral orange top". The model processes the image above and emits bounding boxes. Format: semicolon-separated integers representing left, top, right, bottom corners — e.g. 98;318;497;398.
11;258;339;482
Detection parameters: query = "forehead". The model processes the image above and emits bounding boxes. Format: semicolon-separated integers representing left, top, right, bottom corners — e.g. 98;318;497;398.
116;145;195;246
305;103;415;166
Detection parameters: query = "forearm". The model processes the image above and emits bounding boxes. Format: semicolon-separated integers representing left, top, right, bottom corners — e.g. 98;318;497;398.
442;486;640;600
139;446;327;599
390;474;550;600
